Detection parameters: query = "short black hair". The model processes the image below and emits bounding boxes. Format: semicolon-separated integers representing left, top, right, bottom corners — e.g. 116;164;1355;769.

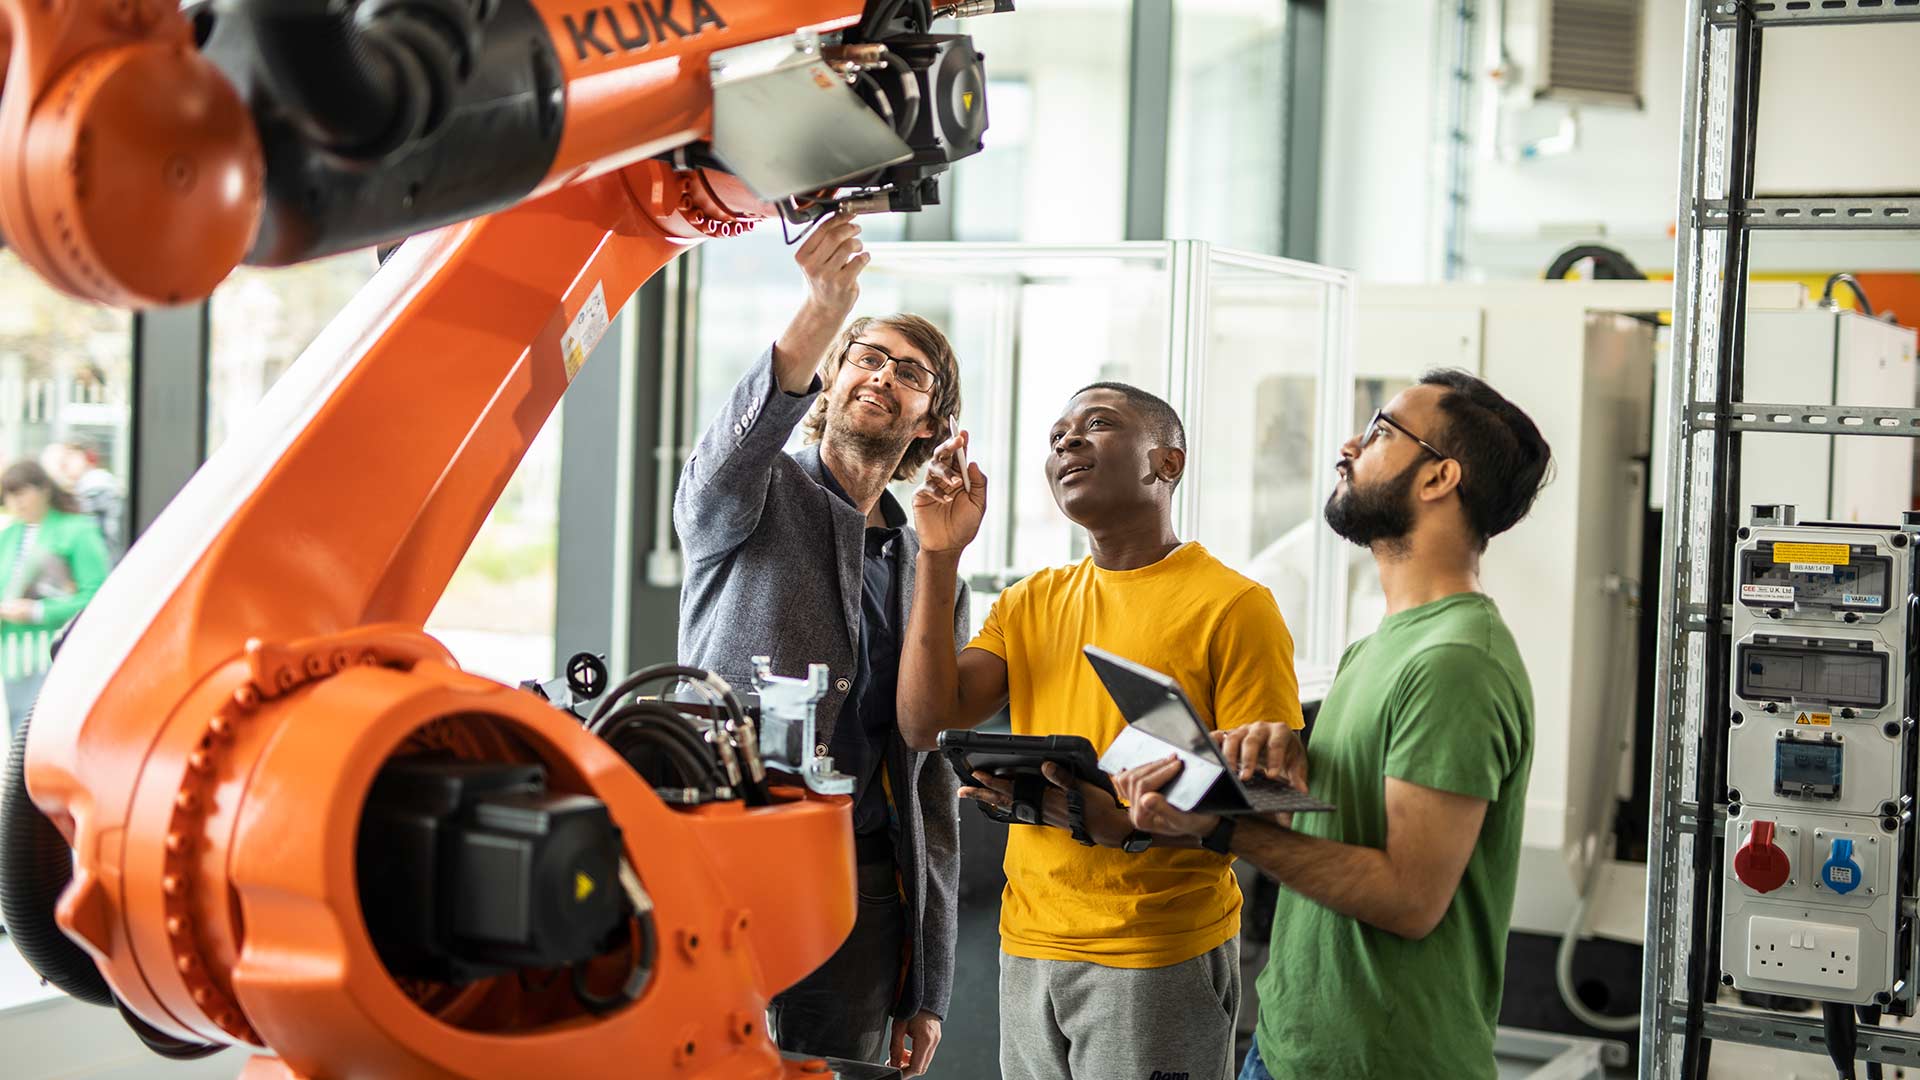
1072;382;1186;452
1418;369;1552;550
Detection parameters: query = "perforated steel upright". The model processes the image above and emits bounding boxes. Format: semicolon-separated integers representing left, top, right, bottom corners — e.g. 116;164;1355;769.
1643;3;1920;1077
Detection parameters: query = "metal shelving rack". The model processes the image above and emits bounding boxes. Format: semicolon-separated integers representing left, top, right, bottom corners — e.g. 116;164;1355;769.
1642;2;1920;1077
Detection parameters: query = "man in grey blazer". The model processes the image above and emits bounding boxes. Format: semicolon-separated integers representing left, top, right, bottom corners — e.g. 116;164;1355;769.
674;212;970;1078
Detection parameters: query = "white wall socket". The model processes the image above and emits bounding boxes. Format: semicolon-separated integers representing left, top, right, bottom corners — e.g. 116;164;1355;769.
1747;916;1862;992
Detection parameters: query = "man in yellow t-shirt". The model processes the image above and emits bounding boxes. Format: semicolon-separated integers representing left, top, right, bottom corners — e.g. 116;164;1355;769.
898;382;1303;1080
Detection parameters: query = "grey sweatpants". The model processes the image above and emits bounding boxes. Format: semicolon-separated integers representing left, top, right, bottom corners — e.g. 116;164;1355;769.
999;938;1241;1080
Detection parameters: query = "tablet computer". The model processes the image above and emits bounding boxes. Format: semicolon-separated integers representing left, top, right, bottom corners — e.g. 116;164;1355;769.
1084;645;1333;816
936;730;1119;799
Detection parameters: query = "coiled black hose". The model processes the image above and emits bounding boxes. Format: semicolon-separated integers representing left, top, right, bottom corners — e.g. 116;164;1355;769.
593;701;730;793
2;701;227;1057
0;701;113;1006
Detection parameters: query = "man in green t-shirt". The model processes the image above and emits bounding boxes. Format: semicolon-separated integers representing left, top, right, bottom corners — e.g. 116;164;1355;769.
1114;369;1552;1079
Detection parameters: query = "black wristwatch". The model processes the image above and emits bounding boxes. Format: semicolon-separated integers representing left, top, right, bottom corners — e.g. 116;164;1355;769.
1201;816;1236;856
1121;829;1154;854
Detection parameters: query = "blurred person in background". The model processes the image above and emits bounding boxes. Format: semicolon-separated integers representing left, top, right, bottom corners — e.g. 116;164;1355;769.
42;436;125;557
1;460;111;737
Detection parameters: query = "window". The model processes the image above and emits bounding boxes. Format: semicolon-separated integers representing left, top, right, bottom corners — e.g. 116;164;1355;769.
425;408;564;684
206;251;379;453
947;0;1132;242
1166;0;1290;253
1185;251;1353;688
0;252;134;554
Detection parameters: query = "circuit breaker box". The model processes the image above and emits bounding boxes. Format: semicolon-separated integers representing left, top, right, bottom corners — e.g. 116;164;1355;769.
1723;506;1919;1009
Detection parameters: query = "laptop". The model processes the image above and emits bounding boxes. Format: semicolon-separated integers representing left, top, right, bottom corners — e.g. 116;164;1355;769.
1084;645;1332;816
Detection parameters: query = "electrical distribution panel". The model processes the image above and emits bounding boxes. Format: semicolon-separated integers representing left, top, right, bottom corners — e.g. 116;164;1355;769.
1723;506;1919;1010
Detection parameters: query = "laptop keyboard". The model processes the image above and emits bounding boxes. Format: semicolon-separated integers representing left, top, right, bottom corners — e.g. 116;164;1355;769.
1239;773;1333;813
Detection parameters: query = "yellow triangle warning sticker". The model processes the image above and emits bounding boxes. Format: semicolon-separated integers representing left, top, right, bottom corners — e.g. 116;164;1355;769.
1795;712;1832;726
963;91;975;112
575;871;596;902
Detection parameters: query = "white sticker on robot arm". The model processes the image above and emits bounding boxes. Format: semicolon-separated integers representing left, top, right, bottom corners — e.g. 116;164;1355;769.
560;281;610;381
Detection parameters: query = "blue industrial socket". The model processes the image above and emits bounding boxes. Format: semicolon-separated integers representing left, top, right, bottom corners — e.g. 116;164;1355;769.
1822;838;1863;896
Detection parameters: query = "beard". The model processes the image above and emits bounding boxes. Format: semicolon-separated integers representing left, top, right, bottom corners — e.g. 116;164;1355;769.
825;397;921;467
1324;458;1421;549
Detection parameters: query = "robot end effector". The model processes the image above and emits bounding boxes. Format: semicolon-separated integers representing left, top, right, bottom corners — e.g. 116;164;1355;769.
0;0;1008;306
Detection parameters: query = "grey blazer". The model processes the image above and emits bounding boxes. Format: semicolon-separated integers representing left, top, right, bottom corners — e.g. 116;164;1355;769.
673;348;968;1021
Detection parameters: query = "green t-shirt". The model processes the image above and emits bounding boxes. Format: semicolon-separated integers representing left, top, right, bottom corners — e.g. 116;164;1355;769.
1255;592;1533;1079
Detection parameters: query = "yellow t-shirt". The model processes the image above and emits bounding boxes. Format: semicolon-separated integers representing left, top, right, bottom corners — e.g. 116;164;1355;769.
966;541;1304;968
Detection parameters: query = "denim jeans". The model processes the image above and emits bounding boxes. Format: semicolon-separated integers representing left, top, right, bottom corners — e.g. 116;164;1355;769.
767;854;906;1065
1239;1040;1276;1080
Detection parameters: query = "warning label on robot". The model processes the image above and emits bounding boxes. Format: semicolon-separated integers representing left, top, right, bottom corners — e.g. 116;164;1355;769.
561;282;609;382
1741;583;1795;604
1795;712;1833;726
1773;542;1850;567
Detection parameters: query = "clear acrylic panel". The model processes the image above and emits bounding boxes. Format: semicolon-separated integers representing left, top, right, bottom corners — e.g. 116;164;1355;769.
861;245;1174;583
687;241;1352;673
1190;263;1340;680
853;242;1354;683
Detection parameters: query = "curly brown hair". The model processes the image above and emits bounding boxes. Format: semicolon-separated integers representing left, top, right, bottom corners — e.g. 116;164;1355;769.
800;314;962;481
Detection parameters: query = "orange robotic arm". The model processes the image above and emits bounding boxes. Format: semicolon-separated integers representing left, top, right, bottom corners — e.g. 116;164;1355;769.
0;0;1005;1077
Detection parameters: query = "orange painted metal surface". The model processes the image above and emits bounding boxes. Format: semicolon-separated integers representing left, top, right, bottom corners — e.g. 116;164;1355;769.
0;0;858;305
10;108;851;1080
535;0;864;191
0;0;261;305
0;0;879;1068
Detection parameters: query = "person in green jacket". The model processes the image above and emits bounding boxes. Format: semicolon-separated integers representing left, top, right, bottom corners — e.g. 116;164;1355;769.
1;459;112;736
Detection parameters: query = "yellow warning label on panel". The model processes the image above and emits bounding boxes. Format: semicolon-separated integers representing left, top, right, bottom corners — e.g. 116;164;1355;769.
963;91;975;112
575;871;596;902
1795;712;1833;727
1774;542;1850;567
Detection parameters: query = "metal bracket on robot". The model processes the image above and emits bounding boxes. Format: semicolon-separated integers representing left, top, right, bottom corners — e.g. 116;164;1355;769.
750;655;855;796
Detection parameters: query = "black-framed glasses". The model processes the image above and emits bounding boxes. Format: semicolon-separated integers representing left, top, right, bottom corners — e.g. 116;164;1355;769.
1361;409;1467;493
845;340;938;394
